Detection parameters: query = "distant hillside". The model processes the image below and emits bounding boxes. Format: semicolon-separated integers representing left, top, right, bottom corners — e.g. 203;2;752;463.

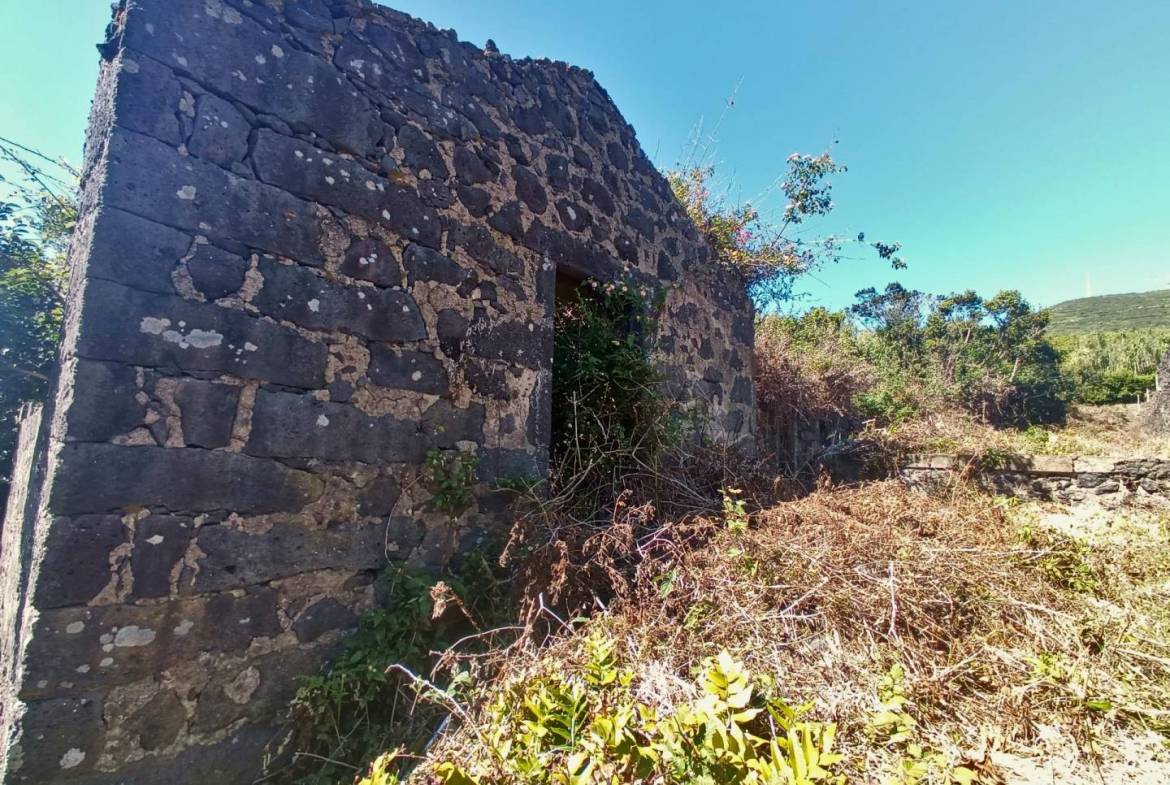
1045;289;1170;334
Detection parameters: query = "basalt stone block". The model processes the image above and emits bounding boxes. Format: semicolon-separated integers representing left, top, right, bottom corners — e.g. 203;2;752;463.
341;237;402;287
50;443;324;516
447;222;522;276
188;520;387;592
87;207;190;295
476;448;548;484
488;200;525;243
404;244;470;286
188;93;249;166
731;376;753;405
250;130;442;249
581;177;616;215
436;309;469;357
545;153;571;191
456;184;491;217
556;199;591;232
76;279;328;389
186;243;249;300
513;165;548;213
419;179;456;208
6;695;104;782
123;690;187;752
293;598;359;643
175;379;240;448
523;220;620;281
460;360;507;400
21;589;281;697
64;360;144;442
357;476;402;517
192;645;326;735
252;258;426;343
421;399;487;447
367;346;449;394
246;389;424;464
468;319;552;369
37;724;276;785
104;129;325;266
397;123;450;180
34;515;127;609
122;0;378;154
453;146;494;185
132;516;194;599
114;55;183;146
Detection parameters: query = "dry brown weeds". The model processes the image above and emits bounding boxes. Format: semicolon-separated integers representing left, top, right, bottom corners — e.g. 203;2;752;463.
415;478;1170;783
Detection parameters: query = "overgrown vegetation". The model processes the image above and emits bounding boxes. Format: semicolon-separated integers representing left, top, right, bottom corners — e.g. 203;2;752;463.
352;482;1170;785
290;560;510;784
0;138;76;504
668;153;905;312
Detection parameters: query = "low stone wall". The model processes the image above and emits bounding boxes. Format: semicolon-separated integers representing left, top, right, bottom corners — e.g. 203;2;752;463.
901;453;1170;504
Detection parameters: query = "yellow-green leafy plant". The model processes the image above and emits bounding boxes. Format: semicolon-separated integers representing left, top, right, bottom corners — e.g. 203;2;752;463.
722;487;749;533
388;633;847;785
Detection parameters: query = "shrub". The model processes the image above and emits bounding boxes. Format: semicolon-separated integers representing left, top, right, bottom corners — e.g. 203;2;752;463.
365;639;846;785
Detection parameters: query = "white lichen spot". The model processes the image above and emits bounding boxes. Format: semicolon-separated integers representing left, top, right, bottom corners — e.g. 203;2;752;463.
564;205;577;221
122;58;140;74
146;534;165;545
244;342;258;352
323;157;333;166
382;210;392;220
99;657;114;667
365;181;376;191
402;305;411;313
76;665;91;674
172;53;189;68
295;150;305;159
410;371;423;382
140;317;171;335
64;621;85;635
271;44;285;58
177;185;197;201
59;749;85;770
113;626;157;648
325;176;335;185
173;619;194;636
307;298;321;313
316;414;330;427
255;54;267;65
98;633;113;645
145;22;155;34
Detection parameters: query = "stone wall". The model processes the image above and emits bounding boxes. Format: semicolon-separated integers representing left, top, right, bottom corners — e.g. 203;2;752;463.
1142;352;1170;434
0;1;755;782
901;453;1170;504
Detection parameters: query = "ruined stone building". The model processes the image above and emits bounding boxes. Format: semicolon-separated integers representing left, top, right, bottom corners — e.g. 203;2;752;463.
0;1;754;782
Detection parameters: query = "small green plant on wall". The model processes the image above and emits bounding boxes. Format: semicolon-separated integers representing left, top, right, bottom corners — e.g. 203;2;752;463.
425;449;479;517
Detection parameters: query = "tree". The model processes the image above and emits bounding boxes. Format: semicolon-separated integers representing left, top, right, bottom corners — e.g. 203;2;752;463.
0;138;75;504
668;147;905;312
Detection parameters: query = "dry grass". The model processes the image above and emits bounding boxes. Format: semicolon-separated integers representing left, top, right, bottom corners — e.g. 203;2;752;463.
406;479;1170;784
864;403;1170;460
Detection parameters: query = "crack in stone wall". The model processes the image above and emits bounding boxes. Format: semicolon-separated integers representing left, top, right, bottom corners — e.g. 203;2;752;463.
0;1;755;782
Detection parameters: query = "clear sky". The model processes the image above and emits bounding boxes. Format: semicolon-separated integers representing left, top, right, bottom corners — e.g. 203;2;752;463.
2;0;1167;311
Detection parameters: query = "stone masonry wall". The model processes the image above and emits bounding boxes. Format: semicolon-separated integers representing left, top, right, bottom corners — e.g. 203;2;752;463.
0;1;755;782
901;453;1170;505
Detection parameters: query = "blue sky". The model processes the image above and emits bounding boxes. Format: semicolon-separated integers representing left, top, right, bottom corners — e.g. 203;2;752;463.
2;0;1166;311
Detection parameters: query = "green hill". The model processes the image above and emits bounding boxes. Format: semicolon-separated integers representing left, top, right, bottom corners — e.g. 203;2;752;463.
1045;289;1170;334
